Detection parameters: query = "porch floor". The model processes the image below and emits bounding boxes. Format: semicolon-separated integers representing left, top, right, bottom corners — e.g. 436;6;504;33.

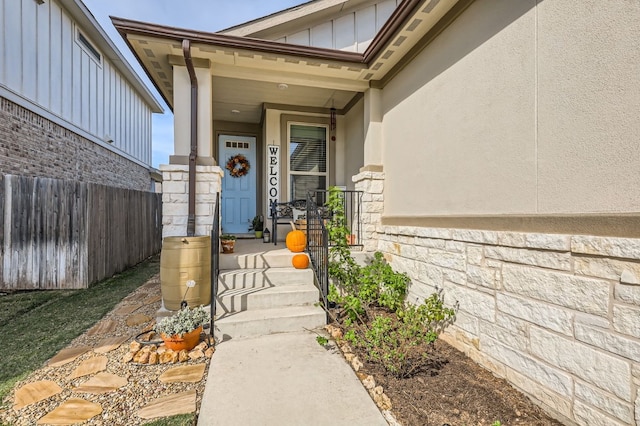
221;237;285;257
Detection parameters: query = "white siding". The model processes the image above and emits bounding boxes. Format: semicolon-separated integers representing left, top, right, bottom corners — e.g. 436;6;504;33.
0;0;154;166
277;0;400;53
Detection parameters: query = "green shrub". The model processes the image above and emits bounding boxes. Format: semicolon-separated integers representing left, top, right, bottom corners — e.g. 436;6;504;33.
357;293;455;377
324;186;456;377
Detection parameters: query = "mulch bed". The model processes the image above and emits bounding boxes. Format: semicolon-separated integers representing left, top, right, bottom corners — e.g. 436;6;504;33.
330;309;563;426
368;340;562;426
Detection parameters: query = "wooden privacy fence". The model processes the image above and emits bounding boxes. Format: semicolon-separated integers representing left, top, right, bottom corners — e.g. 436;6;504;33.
0;174;162;290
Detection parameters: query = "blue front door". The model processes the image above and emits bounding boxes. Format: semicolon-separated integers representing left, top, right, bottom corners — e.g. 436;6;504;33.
219;135;257;234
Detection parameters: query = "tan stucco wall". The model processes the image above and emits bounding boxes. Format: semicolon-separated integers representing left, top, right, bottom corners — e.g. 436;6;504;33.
344;98;365;190
173;66;214;161
381;0;640;217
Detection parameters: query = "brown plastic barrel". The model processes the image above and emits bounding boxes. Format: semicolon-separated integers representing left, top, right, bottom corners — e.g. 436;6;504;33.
160;236;211;310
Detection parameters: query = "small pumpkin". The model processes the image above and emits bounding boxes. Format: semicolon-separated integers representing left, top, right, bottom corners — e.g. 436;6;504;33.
286;230;306;252
292;254;309;269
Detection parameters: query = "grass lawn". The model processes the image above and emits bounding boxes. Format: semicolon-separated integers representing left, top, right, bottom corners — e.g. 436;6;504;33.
144;414;196;426
0;255;160;408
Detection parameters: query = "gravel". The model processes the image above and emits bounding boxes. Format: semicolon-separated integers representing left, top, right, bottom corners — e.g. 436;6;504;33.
0;275;212;426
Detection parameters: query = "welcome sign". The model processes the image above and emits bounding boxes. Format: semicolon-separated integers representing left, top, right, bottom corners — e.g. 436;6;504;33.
267;145;279;217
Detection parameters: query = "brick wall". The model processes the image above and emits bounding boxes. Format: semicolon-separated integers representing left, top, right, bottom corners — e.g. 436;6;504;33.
0;96;152;191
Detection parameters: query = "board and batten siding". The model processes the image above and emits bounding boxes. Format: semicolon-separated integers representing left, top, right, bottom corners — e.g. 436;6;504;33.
0;0;153;166
273;0;400;53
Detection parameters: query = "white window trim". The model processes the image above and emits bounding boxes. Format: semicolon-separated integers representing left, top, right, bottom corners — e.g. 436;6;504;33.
75;25;103;66
287;122;330;200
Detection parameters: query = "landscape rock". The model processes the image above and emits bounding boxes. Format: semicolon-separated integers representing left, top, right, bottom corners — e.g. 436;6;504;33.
351;356;363;372
188;349;204;360
374;392;392;410
205;347;215;358
178;350;189;363
133;351;149;364
129;341;142;353
362;375;376;390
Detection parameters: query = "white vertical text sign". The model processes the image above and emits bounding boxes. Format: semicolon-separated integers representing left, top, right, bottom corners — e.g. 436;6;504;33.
267;145;280;217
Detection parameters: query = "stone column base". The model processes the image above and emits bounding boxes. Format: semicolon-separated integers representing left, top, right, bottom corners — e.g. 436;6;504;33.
352;169;385;252
160;163;224;238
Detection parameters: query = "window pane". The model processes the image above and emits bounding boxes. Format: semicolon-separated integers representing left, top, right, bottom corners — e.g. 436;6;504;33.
290;175;326;200
290;125;326;173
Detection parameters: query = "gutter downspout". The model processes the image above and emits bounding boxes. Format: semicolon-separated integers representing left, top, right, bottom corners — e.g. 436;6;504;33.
183;39;198;237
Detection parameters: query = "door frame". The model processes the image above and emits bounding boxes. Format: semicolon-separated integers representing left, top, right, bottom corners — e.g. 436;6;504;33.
214;126;263;217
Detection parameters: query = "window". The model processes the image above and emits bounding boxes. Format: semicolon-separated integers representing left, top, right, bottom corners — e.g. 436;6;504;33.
225;141;250;149
76;29;102;64
288;124;328;200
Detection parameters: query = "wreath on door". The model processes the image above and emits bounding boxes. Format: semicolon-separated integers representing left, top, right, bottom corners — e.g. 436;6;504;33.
225;154;251;178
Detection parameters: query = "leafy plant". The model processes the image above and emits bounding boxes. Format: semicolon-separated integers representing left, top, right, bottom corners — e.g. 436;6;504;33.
249;215;263;232
325;186;361;295
155;305;210;337
356;293;455;377
220;234;236;241
316;336;329;346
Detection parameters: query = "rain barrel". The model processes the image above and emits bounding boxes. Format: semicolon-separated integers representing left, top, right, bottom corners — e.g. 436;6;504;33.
160;236;211;310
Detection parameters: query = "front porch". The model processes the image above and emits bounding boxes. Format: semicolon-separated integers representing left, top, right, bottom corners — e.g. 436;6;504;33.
213;238;326;342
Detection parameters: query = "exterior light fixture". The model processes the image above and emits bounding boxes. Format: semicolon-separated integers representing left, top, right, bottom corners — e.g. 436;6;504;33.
330;107;336;131
263;227;271;243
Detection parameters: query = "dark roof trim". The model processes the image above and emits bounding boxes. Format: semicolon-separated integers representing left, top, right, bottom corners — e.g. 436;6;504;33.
112;0;426;68
362;0;422;63
111;16;364;64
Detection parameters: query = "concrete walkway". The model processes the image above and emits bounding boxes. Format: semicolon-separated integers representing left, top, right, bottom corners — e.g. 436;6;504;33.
197;331;388;426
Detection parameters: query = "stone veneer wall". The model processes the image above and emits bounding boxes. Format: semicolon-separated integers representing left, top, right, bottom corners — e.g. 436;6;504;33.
353;170;385;252
160;164;223;238
353;171;640;426
0;96;152;191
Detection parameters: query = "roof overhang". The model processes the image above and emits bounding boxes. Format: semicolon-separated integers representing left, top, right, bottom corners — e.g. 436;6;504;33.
112;0;472;120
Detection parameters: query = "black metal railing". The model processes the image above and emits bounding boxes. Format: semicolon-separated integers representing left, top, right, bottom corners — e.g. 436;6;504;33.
306;193;329;314
313;189;363;249
210;192;220;338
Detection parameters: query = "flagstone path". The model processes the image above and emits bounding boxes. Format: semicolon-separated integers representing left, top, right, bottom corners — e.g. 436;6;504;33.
0;275;213;426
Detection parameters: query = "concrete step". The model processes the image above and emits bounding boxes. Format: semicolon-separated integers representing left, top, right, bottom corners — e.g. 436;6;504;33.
218;268;314;291
214;305;326;341
216;283;319;313
219;248;307;270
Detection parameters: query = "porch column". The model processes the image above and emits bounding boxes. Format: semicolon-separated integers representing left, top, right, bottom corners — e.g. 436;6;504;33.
363;88;383;168
161;60;222;238
171;63;215;164
354;88;385;251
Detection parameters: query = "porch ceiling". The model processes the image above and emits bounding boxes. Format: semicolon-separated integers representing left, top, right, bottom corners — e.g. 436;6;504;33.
212;76;358;123
112;0;470;119
126;34;365;122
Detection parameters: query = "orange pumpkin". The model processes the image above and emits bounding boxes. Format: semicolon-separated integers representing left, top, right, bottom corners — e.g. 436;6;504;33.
292;254;309;269
286;230;306;252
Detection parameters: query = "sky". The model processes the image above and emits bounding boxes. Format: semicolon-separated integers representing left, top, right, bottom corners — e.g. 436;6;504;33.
82;0;305;168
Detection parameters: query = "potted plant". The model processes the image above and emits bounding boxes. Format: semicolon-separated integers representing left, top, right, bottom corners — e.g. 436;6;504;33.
155;305;210;351
220;234;236;253
249;215;264;239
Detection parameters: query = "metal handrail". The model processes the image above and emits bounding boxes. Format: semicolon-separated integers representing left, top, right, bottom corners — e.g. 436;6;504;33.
210;192;220;338
306;193;329;316
313;190;363;249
